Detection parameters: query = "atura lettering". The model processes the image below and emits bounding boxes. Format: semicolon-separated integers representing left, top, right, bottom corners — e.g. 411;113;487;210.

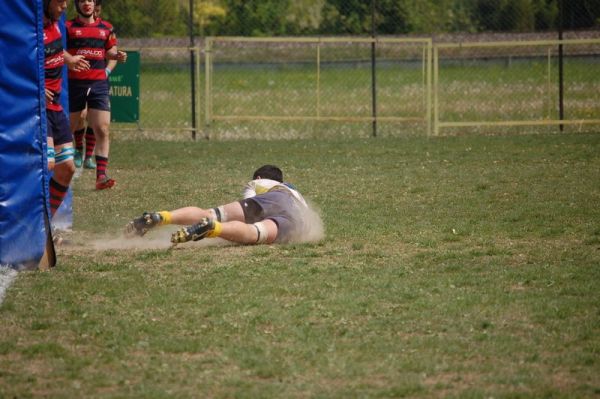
109;86;133;96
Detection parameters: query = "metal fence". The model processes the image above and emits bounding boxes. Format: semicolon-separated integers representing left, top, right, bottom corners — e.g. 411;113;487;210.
204;37;432;139
106;0;600;140
434;37;600;135
114;35;599;139
108;44;200;140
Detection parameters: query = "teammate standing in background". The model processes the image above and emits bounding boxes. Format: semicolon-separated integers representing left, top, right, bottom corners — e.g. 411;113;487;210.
66;0;126;190
72;0;117;171
43;0;89;216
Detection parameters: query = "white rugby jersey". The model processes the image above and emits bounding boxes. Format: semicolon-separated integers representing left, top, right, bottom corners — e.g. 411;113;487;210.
242;179;308;207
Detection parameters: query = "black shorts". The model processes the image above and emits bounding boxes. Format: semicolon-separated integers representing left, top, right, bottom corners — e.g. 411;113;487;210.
68;79;110;113
46;109;73;146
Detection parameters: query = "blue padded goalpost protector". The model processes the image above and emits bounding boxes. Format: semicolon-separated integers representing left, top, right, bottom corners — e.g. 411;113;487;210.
0;0;54;269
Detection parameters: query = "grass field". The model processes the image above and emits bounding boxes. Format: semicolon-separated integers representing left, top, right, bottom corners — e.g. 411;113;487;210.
1;132;599;397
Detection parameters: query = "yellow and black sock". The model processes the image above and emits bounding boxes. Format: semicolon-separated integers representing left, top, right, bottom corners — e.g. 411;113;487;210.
158;211;172;225
206;221;222;237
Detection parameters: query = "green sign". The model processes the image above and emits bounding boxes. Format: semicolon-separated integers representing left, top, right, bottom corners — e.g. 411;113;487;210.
109;51;140;123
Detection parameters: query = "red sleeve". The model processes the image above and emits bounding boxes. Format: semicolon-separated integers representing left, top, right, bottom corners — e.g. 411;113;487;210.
103;20;118;49
106;32;118;49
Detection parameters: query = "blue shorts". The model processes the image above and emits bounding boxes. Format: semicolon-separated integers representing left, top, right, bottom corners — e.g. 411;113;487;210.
68;79;110;113
46;109;73;146
240;190;306;243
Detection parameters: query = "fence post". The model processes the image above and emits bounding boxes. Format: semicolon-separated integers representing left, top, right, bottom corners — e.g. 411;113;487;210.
433;45;439;136
558;0;564;132
371;0;377;137
426;40;433;136
316;41;321;120
189;0;197;140
204;38;212;139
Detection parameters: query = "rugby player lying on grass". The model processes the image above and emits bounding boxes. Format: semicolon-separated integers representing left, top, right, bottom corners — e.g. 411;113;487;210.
125;165;313;245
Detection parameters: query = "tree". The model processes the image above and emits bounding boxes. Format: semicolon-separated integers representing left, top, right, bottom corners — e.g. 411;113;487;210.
399;0;478;33
194;1;227;36
285;0;326;34
320;0;371;34
475;0;559;32
218;0;293;36
66;0;600;37
563;0;600;29
92;0;186;37
375;0;411;34
503;0;535;31
533;0;558;30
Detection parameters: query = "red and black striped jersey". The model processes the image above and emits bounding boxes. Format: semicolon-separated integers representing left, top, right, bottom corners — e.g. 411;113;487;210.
66;17;118;81
43;21;64;112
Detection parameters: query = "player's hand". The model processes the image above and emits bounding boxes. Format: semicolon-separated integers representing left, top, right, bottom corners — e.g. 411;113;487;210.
45;89;54;103
68;55;90;72
116;50;127;63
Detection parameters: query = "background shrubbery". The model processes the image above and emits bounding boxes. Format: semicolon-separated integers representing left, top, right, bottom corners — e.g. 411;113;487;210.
74;0;600;38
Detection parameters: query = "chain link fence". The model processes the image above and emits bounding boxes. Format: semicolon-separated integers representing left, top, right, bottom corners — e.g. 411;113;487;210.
434;38;600;135
202;37;432;139
94;0;600;139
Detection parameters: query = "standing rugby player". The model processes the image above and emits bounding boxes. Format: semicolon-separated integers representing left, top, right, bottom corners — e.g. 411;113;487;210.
66;0;126;190
43;0;89;217
72;0;117;171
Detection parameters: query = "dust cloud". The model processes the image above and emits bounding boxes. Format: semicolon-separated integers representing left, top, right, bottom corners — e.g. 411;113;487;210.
91;226;227;251
90;202;324;251
292;200;325;244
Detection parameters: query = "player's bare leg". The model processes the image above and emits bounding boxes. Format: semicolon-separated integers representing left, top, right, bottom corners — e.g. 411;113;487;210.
51;143;76;188
47;137;56;172
87;108;114;189
171;218;278;245
169;202;245;225
219;219;277;244
124;202;246;237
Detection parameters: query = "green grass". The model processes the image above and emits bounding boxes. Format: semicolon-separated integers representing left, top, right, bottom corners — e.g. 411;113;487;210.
438;59;600;122
1;133;600;397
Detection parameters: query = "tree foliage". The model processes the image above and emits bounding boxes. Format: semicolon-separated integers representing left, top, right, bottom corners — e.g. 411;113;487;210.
70;0;187;36
87;0;599;38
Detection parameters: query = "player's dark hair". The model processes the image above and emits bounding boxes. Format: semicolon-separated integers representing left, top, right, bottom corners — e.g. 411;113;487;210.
95;0;103;5
253;165;283;182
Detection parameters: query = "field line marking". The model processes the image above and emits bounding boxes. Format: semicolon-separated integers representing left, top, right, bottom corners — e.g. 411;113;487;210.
0;266;18;306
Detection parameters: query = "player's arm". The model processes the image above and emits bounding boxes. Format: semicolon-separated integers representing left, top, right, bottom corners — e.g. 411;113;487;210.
64;51;90;72
104;58;118;78
242;181;258;199
106;46;127;63
104;59;118;78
